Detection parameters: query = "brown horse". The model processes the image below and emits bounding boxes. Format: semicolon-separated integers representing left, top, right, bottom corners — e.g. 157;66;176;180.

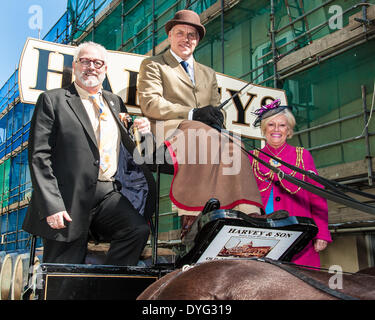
137;259;375;300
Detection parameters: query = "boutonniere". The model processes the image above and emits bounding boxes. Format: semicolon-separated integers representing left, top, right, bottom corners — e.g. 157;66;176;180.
119;113;133;129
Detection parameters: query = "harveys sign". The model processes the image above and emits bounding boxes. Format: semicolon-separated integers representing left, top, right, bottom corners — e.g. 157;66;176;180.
18;38;287;139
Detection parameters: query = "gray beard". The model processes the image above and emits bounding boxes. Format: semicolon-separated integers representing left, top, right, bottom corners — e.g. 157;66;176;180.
75;71;105;87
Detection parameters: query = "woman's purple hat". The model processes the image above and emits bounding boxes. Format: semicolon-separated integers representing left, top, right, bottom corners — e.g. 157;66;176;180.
252;99;291;127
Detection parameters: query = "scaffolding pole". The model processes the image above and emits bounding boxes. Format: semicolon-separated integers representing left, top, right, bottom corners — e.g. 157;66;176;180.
270;0;278;88
362;84;374;186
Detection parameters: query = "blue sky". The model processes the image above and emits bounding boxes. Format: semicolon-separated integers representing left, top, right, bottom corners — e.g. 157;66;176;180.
0;1;67;87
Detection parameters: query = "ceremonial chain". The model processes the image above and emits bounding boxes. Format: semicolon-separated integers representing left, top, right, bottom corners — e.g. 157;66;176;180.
265;143;287;168
252;147;305;194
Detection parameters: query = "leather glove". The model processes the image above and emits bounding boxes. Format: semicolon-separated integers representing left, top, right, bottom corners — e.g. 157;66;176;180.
192;105;224;129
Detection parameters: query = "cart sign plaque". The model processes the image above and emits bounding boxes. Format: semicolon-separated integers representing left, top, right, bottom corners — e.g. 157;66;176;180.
197;225;302;263
176;210;318;267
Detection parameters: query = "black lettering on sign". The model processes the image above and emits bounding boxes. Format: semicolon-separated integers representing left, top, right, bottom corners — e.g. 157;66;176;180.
30;48;73;91
102;76;113;92
125;70;138;107
260;96;276;107
227;89;257;126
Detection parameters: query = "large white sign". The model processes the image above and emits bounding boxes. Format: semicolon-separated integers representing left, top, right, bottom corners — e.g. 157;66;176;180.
18;38;287;139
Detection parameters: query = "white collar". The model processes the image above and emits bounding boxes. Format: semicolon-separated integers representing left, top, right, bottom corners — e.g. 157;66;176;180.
74;82;102;99
170;49;194;67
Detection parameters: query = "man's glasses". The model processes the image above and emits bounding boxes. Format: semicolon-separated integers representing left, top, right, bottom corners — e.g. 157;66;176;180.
77;58;105;69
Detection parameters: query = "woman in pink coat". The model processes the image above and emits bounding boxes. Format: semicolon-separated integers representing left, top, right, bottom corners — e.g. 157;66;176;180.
249;100;332;267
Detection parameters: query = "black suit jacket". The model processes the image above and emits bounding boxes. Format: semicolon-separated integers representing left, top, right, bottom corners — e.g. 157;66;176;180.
22;83;155;242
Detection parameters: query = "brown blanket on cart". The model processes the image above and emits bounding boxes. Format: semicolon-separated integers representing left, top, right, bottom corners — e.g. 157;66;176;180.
164;120;263;217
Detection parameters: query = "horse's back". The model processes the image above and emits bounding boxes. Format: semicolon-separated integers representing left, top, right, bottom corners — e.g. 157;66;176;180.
137;260;343;300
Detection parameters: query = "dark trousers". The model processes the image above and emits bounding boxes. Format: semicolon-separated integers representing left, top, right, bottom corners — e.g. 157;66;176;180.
42;181;150;266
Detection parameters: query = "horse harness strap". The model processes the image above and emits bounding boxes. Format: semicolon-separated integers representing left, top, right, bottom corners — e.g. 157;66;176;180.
258;258;359;300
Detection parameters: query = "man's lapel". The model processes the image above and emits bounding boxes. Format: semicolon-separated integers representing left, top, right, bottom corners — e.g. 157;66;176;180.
193;62;205;89
102;91;127;133
65;84;98;149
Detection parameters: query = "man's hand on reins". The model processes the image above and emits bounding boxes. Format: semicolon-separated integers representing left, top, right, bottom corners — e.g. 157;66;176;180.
192;105;224;129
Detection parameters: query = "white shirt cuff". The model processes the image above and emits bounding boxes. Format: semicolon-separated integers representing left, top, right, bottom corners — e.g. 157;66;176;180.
188;109;194;120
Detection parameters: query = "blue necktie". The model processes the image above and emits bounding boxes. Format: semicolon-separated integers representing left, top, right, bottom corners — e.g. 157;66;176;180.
181;60;194;84
180;60;189;74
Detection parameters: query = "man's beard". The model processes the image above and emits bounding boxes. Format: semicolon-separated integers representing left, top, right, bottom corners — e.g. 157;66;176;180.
75;70;106;87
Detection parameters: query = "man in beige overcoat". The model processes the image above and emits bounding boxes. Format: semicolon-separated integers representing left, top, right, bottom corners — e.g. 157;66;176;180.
138;10;263;236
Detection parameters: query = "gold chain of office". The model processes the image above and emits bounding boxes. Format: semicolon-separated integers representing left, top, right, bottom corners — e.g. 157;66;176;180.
251;147;305;194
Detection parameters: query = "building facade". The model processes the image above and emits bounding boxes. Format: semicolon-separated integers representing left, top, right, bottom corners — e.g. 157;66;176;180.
0;0;375;272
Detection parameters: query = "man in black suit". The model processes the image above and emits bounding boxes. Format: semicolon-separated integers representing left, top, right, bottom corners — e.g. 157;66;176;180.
22;42;155;266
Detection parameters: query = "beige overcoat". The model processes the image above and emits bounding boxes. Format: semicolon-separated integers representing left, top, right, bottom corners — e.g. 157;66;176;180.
138;49;221;141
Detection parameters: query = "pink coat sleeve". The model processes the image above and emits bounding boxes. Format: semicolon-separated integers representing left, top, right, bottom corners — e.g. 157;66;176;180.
303;149;332;242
